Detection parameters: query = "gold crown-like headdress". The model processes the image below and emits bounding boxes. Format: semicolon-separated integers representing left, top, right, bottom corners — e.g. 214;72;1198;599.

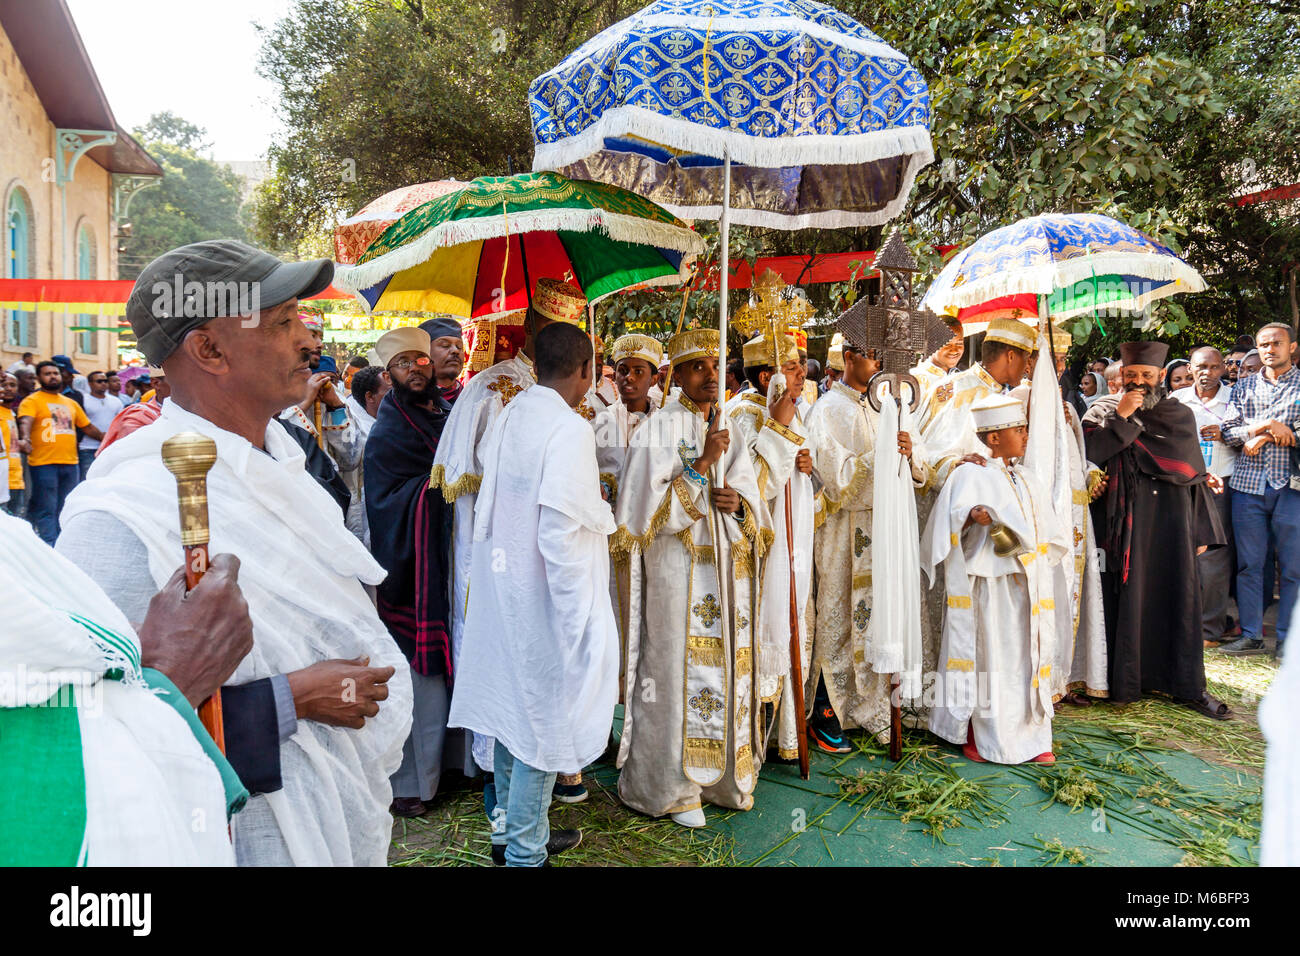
533;277;587;324
667;328;719;367
609;333;664;368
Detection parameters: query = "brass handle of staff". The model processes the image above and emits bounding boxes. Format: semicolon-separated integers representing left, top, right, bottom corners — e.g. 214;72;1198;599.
161;432;225;753
162;432;218;549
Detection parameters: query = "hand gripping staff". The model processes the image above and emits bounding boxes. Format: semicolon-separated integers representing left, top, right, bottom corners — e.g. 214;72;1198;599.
161;431;225;752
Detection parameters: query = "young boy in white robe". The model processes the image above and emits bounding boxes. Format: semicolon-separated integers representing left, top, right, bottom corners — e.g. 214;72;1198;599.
724;331;817;760
921;394;1068;765
448;322;619;866
594;335;664;684
612;329;771;828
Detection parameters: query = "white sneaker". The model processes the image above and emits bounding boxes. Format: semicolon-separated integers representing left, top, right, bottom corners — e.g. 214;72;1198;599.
670;807;706;828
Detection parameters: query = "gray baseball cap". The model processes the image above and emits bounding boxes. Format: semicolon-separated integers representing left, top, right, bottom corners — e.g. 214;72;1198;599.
127;239;334;365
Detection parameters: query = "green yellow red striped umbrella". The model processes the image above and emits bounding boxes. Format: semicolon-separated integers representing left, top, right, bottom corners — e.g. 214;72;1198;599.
332;171;703;316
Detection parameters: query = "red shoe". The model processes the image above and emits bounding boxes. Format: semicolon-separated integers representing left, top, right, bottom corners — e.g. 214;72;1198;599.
1031;752;1056;765
961;739;987;763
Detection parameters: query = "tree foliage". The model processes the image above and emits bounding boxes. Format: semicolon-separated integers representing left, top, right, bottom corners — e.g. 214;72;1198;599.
120;112;250;279
253;0;1298;357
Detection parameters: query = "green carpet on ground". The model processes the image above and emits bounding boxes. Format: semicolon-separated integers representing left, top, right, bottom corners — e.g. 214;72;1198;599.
390;653;1272;867
690;719;1260;867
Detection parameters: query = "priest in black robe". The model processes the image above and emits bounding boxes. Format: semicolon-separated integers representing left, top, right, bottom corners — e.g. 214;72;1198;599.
363;326;461;817
1083;340;1230;718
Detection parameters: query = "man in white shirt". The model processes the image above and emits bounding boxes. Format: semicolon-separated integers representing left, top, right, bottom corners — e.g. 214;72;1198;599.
449;321;617;866
77;370;124;478
1174;346;1238;646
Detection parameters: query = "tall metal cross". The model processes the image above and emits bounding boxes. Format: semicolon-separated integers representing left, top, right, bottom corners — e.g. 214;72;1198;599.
835;231;954;411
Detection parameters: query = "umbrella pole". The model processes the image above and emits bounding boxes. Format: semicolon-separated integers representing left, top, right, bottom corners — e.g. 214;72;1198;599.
717;151;731;436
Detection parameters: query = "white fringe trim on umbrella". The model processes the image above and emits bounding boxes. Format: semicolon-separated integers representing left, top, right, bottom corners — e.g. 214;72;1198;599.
588;267;692;307
334;207;705;293
532;105;933;177
923;249;1206;314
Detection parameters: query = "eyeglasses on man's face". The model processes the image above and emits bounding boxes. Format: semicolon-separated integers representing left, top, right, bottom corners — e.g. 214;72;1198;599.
387;355;432;371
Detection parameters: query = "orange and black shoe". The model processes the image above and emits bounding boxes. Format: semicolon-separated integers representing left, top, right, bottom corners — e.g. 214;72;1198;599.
807;706;853;754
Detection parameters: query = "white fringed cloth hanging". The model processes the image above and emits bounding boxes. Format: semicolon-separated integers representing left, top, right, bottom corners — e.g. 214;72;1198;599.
867;389;923;699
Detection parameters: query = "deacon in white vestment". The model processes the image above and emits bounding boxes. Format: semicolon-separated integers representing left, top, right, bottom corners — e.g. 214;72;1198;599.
807;354;928;739
613;329;772;826
915;319;1036;704
430;279;600;774
724;331;816;760
593;334;664;666
1011;326;1108;703
909;314;964;413
921;395;1069;765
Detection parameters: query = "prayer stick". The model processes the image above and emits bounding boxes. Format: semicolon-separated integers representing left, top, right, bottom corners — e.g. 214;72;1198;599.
161;432;225;753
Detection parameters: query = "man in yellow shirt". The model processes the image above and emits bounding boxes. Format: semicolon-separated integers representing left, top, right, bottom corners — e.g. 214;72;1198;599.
0;371;24;516
16;361;102;544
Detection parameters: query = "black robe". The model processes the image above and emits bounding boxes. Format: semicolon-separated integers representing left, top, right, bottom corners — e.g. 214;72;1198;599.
363;387;453;677
1083;394;1225;703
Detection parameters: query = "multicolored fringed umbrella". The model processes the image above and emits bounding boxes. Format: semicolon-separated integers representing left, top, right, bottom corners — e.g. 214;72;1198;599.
332;171;703;316
530;0;933;229
920;213;1206;334
333;180;466;265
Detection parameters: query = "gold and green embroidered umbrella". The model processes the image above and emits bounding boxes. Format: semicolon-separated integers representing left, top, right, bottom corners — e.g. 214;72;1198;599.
333;171;703;315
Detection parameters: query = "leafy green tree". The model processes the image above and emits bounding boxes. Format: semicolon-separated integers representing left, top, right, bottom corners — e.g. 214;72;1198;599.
252;0;636;254
119;112;250;279
254;0;1299;360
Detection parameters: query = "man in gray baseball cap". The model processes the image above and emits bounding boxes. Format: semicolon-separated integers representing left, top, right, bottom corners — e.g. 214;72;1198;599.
127;240;335;366
59;239;410;866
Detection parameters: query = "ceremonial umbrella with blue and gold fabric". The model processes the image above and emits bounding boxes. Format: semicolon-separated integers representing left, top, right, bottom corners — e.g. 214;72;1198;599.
332;171;703;316
529;0;933;415
919;213;1207;335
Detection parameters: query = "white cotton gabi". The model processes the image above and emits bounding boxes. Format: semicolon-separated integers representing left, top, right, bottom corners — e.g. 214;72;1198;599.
866;392;923;699
448;385;619;773
61;401;412;867
0;512;233;866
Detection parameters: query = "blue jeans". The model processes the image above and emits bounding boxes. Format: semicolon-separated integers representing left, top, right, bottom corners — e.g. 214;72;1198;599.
491;740;556;867
28;463;79;545
1232;483;1300;649
77;447;96;481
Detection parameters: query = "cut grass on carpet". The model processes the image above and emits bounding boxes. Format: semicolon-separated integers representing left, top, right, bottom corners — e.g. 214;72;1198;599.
1055;650;1278;771
388;768;737;867
390;651;1273;866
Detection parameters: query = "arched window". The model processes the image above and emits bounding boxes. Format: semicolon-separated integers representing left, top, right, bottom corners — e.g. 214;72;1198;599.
76;224;98;355
5;187;34;349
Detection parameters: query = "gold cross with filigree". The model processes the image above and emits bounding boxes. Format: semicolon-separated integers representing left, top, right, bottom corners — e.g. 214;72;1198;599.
487;376;524;406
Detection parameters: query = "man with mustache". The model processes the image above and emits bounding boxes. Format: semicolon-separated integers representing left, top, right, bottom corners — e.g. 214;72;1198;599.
1083;340;1230;719
364;327;457;817
59;239;410;865
419;316;466;406
280;312;363;477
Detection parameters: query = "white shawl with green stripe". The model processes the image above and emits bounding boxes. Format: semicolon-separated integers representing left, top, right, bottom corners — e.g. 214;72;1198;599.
0;511;235;866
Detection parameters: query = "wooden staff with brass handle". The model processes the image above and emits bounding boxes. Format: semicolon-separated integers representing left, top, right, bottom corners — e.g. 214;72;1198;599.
161;431;225;753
